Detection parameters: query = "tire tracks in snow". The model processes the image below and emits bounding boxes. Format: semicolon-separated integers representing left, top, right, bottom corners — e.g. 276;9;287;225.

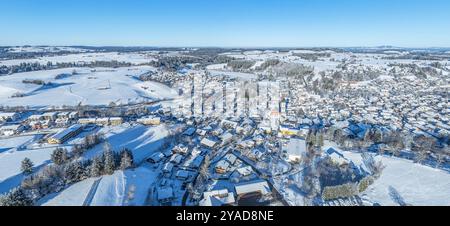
83;178;102;206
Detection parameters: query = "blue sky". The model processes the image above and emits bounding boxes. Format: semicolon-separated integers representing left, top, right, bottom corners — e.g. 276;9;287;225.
0;0;449;47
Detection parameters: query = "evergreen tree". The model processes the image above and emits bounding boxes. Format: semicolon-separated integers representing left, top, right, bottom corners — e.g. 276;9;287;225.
119;149;134;170
72;144;84;158
51;148;69;165
64;161;86;184
90;156;103;177
103;143;115;175
21;158;34;175
0;188;34;206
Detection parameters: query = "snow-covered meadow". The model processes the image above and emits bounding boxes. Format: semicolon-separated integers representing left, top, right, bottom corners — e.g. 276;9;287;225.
0;52;156;67
0;66;178;107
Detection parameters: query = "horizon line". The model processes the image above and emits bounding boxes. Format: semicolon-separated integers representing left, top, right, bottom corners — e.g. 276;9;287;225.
2;44;450;49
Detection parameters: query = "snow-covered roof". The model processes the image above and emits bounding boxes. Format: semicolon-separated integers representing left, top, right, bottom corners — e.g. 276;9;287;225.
176;170;190;179
157;187;174;201
0;112;18;118
50;124;83;141
236;166;253;176
200;138;217;148
235;180;271;196
283;138;306;157
220;132;233;142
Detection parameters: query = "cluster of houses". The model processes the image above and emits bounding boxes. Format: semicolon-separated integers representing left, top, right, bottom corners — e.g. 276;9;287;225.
281;73;449;141
28;112;79;129
0;111;81;136
78;117;123;126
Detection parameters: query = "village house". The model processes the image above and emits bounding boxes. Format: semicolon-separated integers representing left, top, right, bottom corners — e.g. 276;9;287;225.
78;118;97;125
279;125;300;136
175;170;191;181
199;189;236;206
172;144;188;155
0;124;25;136
220;132;233;145
215;160;230;174
170;154;183;165
95;118;110;126
28;114;45;122
200;137;217;149
137;116;161;125
42;112;58;121
109;117;123;126
55;118;69;127
57;112;70;119
162;162;174;174
236;166;253;177
182;127;196;136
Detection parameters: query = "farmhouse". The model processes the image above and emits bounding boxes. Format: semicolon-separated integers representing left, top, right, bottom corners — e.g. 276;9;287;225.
200;138;217;149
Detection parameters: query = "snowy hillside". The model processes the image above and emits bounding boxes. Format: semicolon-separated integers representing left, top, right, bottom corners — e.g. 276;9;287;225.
0;66;178;107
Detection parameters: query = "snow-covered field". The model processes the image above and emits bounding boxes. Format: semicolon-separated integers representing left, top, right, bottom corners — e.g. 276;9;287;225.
0;66;178;107
0;52;156;66
326;144;450;206
274;141;450;206
83;124;170;164
0;135;54;194
362;155;450;206
39;178;97;206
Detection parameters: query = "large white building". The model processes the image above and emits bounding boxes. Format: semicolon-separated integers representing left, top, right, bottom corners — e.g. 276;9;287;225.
283;138;307;163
